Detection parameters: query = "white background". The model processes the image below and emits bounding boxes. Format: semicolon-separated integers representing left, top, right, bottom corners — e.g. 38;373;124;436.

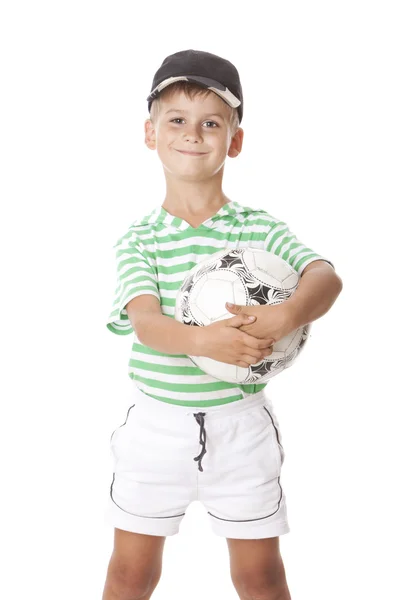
1;1;399;598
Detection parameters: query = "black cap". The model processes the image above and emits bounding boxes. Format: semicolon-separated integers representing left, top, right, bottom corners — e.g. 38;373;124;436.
146;49;243;124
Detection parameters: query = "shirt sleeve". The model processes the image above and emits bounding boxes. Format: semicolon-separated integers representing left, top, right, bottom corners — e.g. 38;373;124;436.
264;220;335;275
106;232;160;335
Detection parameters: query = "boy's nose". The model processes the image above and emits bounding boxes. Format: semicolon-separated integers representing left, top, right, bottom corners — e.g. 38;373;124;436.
183;126;203;139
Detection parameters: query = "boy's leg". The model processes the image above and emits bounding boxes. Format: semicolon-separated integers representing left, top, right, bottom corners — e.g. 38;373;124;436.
102;528;166;600
194;391;291;598
227;536;291;600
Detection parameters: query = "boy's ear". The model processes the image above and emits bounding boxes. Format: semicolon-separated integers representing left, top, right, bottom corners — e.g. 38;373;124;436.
227;127;244;158
144;119;157;150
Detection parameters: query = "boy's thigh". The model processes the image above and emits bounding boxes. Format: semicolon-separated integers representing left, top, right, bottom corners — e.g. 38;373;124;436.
227;536;285;588
109;528;166;584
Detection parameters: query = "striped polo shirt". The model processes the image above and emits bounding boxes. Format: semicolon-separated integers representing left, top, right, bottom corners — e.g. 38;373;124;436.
106;200;334;407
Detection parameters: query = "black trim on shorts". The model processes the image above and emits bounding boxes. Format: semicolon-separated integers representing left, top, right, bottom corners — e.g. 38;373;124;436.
208;404;284;523
109;402;136;443
109;474;187;520
262;405;285;461
207;480;282;523
109;402;186;520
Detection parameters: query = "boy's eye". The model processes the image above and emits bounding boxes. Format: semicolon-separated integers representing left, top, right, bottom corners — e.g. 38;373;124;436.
170;118;218;128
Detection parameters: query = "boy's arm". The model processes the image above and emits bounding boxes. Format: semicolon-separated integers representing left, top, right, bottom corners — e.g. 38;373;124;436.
126;295;200;356
225;261;342;342
284;260;343;330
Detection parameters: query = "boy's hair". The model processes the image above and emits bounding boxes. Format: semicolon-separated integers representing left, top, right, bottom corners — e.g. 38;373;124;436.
149;81;240;136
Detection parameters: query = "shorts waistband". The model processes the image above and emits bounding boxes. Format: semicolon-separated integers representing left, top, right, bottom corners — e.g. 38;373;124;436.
127;385;272;421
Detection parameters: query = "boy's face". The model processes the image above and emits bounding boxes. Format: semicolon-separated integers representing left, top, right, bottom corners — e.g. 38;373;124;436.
144;90;243;181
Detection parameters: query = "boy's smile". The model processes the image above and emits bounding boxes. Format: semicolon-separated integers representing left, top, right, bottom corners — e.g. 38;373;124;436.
175;149;209;156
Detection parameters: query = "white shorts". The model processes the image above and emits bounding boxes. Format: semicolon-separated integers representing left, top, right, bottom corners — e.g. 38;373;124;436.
104;385;290;539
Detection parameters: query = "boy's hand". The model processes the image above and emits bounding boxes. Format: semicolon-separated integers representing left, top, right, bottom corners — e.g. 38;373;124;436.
194;313;275;368
225;302;295;344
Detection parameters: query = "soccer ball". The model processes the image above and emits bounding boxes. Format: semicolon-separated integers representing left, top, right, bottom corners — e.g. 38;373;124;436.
174;247;311;384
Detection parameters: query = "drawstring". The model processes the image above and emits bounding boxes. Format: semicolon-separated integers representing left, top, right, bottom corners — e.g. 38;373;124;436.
193;412;207;472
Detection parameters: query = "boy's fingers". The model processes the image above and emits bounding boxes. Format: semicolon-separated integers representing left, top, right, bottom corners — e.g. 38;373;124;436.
248;336;275;350
241;331;265;347
227;314;256;327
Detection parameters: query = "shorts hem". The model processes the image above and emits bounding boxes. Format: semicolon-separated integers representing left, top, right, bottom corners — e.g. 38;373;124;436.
104;500;182;537
209;518;290;539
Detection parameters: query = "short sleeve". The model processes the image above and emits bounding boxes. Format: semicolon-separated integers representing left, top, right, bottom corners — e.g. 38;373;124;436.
106;232;160;335
264;220;335;275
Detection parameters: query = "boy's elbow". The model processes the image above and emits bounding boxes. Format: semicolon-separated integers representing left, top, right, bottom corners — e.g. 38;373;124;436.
125;294;162;341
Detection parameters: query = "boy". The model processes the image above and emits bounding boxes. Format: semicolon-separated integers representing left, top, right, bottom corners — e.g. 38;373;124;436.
102;49;343;600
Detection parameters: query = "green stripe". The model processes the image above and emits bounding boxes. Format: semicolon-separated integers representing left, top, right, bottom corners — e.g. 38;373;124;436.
158;279;184;290
293;253;320;271
146;245;226;260
274;234;293;255
239;383;268;394
132;373;238;392
119;264;156;277
116;247;142;259
138;390;246;407
117;256;145;269
282;243;304;261
157;262;197;274
131;342;186;358
113;230;134;247
136;208;157;227
129;359;203;375
224;203;236;216
117;256;158;277
171;216;182;228
124;275;158;286
121;285;158;299
265;222;286;251
160;297;176;307
108;308;130;319
106;323;131;335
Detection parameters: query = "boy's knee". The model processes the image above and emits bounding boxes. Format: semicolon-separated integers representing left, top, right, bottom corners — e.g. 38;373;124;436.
104;556;160;599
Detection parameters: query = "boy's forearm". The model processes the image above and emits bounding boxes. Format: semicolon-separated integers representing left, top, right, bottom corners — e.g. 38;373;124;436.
135;313;200;356
285;267;343;330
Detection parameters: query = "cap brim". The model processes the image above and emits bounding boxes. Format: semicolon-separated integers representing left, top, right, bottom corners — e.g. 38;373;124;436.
146;75;241;109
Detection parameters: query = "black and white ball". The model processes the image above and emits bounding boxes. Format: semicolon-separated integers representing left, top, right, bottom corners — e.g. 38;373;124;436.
174;248;311;384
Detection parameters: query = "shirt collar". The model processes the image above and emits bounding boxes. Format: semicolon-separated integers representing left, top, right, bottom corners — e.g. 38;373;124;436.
133;200;262;231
